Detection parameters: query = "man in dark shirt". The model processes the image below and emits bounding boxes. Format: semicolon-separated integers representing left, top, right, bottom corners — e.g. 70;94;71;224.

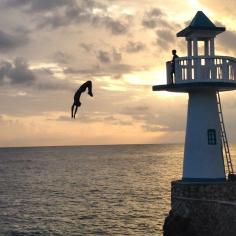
71;80;93;118
170;49;179;83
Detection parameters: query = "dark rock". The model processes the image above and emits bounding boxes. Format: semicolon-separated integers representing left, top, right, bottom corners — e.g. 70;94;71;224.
163;210;193;236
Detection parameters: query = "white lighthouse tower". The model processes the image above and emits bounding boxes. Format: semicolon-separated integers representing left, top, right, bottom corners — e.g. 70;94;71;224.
158;12;236;236
153;11;236;181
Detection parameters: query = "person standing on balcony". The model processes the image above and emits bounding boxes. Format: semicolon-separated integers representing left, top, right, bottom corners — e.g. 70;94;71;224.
170;49;179;83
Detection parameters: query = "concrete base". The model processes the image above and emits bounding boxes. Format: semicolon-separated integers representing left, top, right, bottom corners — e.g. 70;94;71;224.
163;180;236;236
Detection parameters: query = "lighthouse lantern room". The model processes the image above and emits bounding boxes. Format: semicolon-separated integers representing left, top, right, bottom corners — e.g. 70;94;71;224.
153;11;236;181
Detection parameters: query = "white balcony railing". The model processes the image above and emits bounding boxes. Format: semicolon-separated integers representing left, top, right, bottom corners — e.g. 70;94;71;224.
166;56;236;84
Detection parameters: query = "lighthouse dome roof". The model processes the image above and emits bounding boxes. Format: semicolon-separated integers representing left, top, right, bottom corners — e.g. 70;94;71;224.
177;11;225;37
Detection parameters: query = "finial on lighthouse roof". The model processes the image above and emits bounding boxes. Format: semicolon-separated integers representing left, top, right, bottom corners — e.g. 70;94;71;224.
177;11;225;37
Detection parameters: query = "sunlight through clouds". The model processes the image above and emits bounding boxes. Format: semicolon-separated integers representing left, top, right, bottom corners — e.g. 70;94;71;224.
123;67;166;86
188;0;200;8
30;62;66;79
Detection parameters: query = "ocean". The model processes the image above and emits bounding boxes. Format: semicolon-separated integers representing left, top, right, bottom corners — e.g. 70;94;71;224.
0;144;234;236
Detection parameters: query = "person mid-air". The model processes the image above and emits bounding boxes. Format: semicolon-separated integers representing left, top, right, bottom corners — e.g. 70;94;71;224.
71;80;93;118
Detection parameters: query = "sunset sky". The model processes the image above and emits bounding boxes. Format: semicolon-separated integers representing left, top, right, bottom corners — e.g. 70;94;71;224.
1;0;236;147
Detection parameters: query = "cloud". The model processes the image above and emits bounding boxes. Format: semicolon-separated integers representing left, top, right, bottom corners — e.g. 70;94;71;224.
31;67;75;91
80;43;93;52
78;113;133;126
142;124;168;132
54;112;133;126
53;115;71;121
64;63;135;79
12;0;131;35
122;105;150;114
100;16;129;35
105;64;137;74
217;30;236;54
0;30;29;52
53;51;73;64
142;7;180;50
103;115;133;126
0;58;35;85
125;41;146;53
208;20;236;54
97;50;111;64
1;0;132;37
142;8;164;29
64;66;99;76
142;7;175;30
0;58;77;91
36;7;85;29
1;0;29;8
2;0;74;12
96;49;122;64
121;103;186;132
112;48;122;62
24;1;92;29
156;29;175;48
34;79;73;91
198;0;236;19
91;13;131;36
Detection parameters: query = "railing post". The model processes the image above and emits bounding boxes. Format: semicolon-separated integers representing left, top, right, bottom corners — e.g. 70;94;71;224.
205;57;210;80
194;57;201;81
210;58;216;80
232;61;236;80
187;58;192;80
222;59;229;81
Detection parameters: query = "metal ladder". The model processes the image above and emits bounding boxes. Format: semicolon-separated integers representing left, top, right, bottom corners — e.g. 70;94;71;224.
216;92;234;176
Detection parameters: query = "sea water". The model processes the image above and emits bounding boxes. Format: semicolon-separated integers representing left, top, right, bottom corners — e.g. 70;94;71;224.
0;144;235;235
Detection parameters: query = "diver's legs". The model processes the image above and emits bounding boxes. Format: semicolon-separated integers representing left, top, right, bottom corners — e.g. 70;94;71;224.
87;81;93;97
71;104;75;118
74;106;78;118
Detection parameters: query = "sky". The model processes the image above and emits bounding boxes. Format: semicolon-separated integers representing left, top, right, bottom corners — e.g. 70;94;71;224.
1;0;236;147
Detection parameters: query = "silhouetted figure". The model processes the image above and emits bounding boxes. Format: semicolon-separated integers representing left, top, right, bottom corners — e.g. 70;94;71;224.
71;80;93;118
170;49;179;83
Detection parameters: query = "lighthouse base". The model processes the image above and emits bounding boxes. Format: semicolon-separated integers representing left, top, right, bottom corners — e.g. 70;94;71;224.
163;180;236;236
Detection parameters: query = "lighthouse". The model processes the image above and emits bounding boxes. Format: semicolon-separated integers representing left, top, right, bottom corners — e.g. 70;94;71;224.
155;12;236;236
153;11;236;181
